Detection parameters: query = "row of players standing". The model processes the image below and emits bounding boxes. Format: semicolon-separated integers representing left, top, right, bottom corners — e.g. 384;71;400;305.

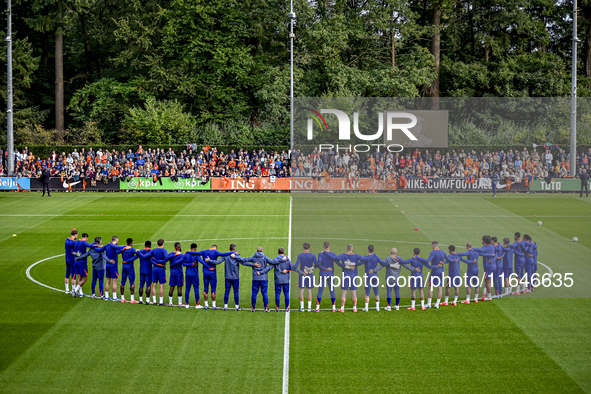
63;231;538;312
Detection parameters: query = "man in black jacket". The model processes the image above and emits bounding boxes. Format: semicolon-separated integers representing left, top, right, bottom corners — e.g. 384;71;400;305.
40;167;51;197
581;168;590;198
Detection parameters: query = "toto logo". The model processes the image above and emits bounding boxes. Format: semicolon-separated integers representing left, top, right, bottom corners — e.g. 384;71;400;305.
304;108;418;141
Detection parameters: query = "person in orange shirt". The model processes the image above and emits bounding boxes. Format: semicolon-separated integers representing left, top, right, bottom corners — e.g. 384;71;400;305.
465;156;473;168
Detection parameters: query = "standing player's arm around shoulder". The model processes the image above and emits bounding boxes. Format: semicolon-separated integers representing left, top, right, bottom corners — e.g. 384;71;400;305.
212;257;225;265
400;258;415;272
413;255;428;264
138;249;153;258
93;244;107;253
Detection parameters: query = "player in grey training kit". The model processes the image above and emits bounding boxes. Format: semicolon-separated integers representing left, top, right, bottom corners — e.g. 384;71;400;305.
375;248;418;311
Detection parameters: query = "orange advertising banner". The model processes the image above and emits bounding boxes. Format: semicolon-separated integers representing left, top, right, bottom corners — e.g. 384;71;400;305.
291;177;397;191
210;177;397;191
210;177;291;190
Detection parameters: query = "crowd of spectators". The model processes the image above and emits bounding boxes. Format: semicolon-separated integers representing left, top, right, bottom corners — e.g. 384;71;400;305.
0;144;590;183
0;144;290;183
290;146;591;182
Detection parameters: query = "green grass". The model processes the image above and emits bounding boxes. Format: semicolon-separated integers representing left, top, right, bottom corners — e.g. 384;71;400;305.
0;192;590;392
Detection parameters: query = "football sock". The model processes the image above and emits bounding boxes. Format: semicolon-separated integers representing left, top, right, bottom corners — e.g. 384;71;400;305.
300;301;304;309
205;301;209;308
105;291;109;299
427;298;431;306
159;297;163;304
453;295;458;303
178;296;182;305
131;295;135;301
444;296;449;303
411;300;416;308
307;301;311;309
435;298;440;307
365;302;369;309
65;284;69;292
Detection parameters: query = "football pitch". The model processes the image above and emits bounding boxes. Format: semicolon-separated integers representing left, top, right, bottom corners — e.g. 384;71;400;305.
0;192;590;392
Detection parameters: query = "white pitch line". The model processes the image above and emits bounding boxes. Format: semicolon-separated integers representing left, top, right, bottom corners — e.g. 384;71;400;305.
0;214;288;217
282;197;292;394
537;260;553;276
26;254;67;293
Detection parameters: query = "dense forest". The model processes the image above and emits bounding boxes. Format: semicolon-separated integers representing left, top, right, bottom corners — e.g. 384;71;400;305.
2;0;591;147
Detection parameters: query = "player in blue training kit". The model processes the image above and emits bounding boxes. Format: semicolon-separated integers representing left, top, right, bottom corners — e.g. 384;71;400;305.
265;247;294;311
512;232;527;294
328;244;365;313
119;238;140;304
442;245;469;306
186;245;233;310
532;240;539;288
457;242;481;303
490;237;505;298
315;241;338;312
235;246;272;312
104;236;125;301
64;230;78;295
472;235;496;301
522;234;535;293
153;242;186;307
501;238;515;296
183;243;207;309
146;238;168;305
413;241;446;309
375;248;417;310
136;241;153;304
73;232;95;297
292;243;317;312
406;248;430;310
359;245;384;312
211;244;250;311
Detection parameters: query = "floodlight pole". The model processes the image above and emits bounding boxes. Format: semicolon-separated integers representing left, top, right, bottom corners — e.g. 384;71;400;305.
6;0;14;176
570;0;578;177
289;1;295;152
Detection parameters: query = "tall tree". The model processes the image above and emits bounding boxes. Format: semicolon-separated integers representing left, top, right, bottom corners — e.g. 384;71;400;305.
19;0;86;135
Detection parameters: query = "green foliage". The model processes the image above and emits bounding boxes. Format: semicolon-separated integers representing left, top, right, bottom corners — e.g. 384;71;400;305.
0;38;49;135
9;0;588;147
14;121;102;146
68;78;149;141
121;97;196;145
